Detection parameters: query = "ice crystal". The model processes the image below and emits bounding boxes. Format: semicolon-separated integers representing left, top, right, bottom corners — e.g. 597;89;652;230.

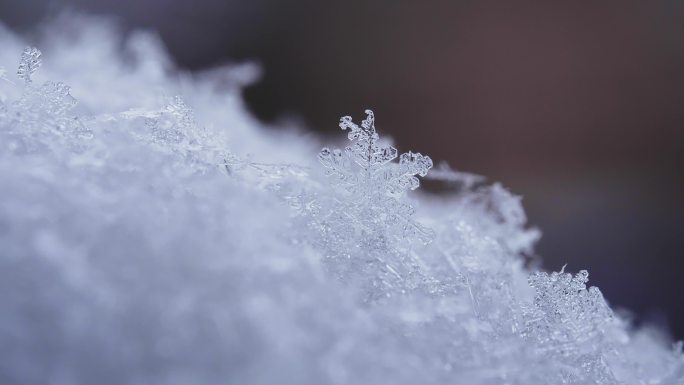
310;110;437;298
145;96;196;146
525;269;614;350
116;95;235;173
2;50;89;153
317;110;434;246
524;268;620;383
16;46;42;84
320;110;433;197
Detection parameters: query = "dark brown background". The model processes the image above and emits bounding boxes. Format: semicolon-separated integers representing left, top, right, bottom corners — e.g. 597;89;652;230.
2;0;682;338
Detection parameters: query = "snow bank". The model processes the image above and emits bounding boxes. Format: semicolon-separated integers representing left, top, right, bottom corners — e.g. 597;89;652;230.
0;14;681;385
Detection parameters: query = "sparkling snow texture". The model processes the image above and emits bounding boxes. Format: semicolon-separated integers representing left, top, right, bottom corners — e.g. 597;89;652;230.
1;15;682;385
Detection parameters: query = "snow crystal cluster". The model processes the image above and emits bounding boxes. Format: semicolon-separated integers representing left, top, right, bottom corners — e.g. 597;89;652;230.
0;15;682;385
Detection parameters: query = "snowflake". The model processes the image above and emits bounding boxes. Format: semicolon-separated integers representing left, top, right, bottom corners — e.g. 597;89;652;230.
307;110;436;298
525;268;613;349
2;47;90;152
16;46;42;84
319;109;433;197
523;268;619;383
318;109;434;247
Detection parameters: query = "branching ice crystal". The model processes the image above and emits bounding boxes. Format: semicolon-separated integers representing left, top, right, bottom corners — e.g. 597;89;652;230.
118;95;233;172
318;110;434;247
310;110;436;298
524;268;618;383
17;46;42;84
320;110;433;197
2;47;90;152
526;268;613;349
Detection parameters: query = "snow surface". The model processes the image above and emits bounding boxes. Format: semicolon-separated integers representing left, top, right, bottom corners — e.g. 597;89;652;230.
0;14;682;385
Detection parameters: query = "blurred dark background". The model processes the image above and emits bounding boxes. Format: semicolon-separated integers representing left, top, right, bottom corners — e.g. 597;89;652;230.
2;0;682;338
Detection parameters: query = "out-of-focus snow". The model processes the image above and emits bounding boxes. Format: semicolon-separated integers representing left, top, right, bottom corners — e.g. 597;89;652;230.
0;14;682;385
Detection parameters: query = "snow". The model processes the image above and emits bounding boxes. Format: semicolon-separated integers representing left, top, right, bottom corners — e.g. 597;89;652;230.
0;14;682;385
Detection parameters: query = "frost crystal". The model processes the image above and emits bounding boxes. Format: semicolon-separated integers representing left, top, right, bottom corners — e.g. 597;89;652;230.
526;269;613;348
2;49;90;152
310;110;436;298
524;269;619;383
320;110;433;196
317;109;434;245
117;95;235;173
16;46;42;84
